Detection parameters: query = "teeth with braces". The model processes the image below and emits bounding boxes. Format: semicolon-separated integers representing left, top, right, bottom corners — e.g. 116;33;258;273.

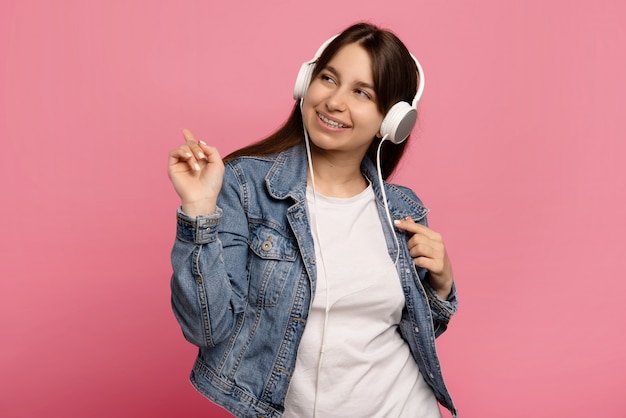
318;113;347;128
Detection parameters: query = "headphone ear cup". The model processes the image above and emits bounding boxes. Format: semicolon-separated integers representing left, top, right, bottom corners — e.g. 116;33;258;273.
380;102;417;144
294;62;315;100
294;34;339;100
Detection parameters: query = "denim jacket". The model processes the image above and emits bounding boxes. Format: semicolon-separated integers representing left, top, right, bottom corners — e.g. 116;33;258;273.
171;143;458;417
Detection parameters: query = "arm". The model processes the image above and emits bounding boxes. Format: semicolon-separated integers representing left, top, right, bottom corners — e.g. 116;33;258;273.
168;130;248;348
170;208;241;348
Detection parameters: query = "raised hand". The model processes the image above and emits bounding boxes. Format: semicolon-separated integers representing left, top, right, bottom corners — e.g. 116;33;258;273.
168;129;225;217
394;217;454;300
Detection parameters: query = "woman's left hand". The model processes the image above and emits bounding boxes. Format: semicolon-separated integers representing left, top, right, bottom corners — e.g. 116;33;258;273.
394;217;454;300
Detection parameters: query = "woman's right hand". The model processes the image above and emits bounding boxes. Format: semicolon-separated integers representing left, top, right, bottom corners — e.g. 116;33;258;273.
168;129;225;217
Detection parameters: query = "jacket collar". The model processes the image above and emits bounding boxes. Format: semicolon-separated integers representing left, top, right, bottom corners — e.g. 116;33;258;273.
264;143;428;220
265;144;309;201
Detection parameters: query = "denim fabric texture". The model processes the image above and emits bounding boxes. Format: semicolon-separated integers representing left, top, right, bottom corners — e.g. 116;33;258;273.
170;143;458;417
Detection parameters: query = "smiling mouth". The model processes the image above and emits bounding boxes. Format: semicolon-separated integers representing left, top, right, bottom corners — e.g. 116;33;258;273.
317;112;348;129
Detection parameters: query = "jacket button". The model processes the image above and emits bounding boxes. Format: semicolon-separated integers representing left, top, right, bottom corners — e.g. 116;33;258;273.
414;327;419;333
261;238;273;251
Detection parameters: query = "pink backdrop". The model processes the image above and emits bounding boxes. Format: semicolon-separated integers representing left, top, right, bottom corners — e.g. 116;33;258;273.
2;1;625;417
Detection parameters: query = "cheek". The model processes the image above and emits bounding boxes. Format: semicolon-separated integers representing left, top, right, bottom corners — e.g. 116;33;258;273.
355;108;384;132
302;89;321;117
303;80;324;103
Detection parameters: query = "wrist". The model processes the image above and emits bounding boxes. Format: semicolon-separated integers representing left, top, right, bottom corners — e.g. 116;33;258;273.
428;273;454;300
181;198;217;217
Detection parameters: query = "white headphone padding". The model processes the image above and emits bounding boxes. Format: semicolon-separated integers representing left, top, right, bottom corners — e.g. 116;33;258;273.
294;62;313;100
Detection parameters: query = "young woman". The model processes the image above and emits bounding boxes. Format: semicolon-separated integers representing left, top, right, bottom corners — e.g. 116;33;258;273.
168;22;458;418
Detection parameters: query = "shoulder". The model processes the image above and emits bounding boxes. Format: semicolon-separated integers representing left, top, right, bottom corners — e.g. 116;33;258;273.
224;153;280;182
223;145;308;199
225;143;307;176
225;144;303;173
361;157;429;219
385;182;423;206
226;154;279;170
383;181;430;222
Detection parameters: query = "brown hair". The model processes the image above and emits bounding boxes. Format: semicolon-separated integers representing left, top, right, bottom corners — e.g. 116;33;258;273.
223;22;419;180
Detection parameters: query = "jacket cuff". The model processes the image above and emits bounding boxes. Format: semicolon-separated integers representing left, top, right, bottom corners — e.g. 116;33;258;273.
176;207;223;244
425;281;458;319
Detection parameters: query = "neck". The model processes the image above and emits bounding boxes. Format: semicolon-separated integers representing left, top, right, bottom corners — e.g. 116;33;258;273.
307;148;368;198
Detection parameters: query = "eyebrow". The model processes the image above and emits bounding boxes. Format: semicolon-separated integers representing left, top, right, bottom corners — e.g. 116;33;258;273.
325;65;376;92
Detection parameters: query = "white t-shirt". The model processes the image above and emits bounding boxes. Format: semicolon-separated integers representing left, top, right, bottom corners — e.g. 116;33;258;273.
283;185;441;418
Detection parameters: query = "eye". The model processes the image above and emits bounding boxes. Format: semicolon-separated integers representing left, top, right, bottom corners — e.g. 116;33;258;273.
354;89;373;100
319;73;336;85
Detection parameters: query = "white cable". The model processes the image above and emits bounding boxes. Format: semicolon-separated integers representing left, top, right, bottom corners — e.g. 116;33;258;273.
376;135;400;266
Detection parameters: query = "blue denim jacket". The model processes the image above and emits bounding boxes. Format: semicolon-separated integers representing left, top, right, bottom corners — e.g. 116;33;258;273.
171;143;458;417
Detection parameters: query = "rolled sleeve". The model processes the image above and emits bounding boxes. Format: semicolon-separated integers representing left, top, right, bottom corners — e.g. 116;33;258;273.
424;280;458;337
176;207;223;244
426;281;458;320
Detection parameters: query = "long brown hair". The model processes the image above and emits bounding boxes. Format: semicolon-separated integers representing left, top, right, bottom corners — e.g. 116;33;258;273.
224;22;419;180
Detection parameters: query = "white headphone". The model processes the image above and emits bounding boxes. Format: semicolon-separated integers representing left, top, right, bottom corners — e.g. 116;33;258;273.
293;34;425;144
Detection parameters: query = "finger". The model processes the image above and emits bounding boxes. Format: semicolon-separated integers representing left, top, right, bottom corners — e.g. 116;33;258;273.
413;255;444;275
197;142;222;164
182;128;196;143
408;231;443;250
394;217;422;234
169;147;201;171
181;129;208;162
411;222;442;241
408;239;437;260
395;217;442;241
168;146;192;163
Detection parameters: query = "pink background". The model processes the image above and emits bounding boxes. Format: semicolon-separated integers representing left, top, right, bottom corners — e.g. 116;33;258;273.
2;1;625;417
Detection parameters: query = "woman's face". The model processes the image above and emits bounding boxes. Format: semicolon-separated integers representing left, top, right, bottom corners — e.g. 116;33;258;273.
302;42;384;157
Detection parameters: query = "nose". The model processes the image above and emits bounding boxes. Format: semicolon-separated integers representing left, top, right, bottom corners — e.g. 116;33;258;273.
325;88;347;112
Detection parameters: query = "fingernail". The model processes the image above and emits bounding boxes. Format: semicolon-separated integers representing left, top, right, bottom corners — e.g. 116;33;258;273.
198;152;205;159
194;163;201;171
199;140;207;145
394;220;401;225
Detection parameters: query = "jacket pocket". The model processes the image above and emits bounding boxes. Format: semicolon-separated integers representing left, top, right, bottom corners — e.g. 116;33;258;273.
247;220;297;307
